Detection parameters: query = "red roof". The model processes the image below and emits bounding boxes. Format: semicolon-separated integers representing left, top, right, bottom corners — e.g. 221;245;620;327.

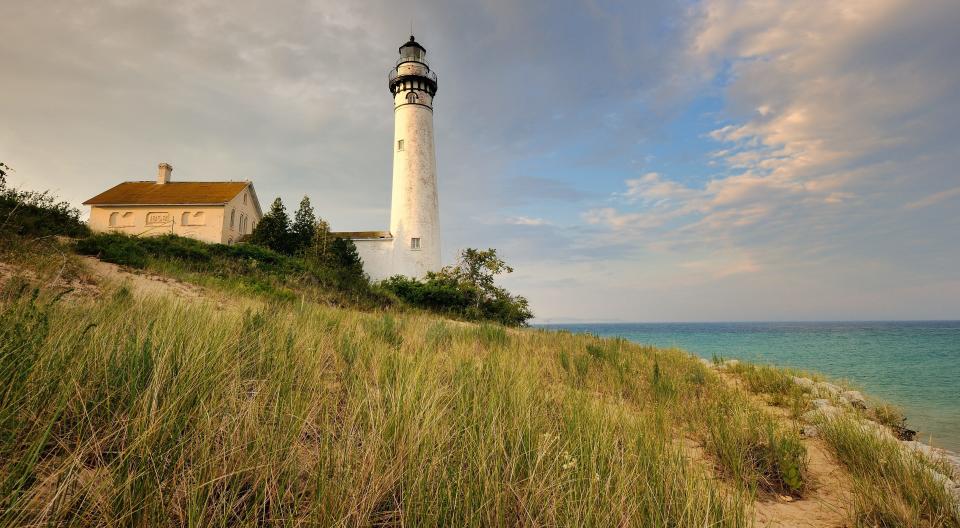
83;181;250;206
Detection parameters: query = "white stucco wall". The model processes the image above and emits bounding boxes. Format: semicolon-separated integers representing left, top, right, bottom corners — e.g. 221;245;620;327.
88;187;261;245
354;238;395;281
220;188;262;244
389;62;441;279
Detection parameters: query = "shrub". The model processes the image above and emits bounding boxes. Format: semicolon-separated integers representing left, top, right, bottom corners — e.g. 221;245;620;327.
75;233;149;268
0;172;88;238
379;248;533;326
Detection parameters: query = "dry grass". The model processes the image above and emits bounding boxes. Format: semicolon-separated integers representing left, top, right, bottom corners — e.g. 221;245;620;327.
817;416;960;527
8;240;955;526
0;272;820;526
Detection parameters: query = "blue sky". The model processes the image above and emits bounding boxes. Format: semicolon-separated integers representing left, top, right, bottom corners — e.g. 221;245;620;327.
2;0;959;322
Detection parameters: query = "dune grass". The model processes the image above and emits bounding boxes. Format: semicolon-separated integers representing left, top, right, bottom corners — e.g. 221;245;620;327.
726;363;812;419
727;359;960;527
819;415;960;527
0;274;833;526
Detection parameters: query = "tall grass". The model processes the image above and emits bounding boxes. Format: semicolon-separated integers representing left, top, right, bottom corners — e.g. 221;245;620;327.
0;280;779;526
726;363;811;418
819;416;960;527
701;391;807;496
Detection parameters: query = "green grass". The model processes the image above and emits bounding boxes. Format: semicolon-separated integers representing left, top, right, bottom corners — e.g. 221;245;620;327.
6;236;957;525
701;391;808;496
727;362;812;418
727;359;960;526
75;232;393;309
0;277;778;526
818;415;960;527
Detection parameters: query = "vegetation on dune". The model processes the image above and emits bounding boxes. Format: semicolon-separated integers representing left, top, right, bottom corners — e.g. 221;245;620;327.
818;416;960;527
382;248;533;327
0;282;769;526
74;231;381;306
727;360;960;527
0;169;88;239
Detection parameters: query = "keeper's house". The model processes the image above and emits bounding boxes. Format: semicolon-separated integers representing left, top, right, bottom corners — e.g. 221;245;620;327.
83;163;262;245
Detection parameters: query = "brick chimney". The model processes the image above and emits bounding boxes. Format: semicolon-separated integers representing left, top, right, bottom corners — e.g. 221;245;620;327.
157;163;173;184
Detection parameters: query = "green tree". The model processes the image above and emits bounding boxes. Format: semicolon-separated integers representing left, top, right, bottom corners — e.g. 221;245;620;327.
306;217;333;263
382;247;533;326
440;248;514;310
249;197;292;254
328;237;366;286
291;196;317;253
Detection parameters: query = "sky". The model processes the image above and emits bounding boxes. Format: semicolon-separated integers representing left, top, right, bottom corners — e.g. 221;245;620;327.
2;0;959;322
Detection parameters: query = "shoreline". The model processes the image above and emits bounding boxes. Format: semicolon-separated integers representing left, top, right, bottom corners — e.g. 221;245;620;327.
705;356;960;504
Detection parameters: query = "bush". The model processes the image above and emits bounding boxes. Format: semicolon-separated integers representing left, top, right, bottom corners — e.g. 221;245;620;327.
75;233;149;267
0;172;88;238
379;248;533;326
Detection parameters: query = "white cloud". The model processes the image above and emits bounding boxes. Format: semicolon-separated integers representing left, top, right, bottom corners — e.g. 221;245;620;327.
505;216;550;226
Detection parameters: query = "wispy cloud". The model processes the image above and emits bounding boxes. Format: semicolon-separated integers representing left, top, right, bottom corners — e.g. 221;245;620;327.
904;187;960;210
505;216;551;226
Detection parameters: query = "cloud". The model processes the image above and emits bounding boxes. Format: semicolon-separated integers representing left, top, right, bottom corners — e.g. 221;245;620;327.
2;0;958;322
589;0;960;261
904;186;960;210
505;216;550;226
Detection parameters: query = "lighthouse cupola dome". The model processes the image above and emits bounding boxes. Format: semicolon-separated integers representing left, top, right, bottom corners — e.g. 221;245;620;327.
399;35;427;63
389;35;438;96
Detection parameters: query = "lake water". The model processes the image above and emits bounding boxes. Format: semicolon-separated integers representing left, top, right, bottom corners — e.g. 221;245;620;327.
538;321;960;452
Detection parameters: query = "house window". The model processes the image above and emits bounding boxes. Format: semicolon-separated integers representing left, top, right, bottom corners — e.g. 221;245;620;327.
230;209;235;229
181;212;190;226
397;139;404;151
243;193;247;205
411;237;421;250
109;212;120;227
193;212;205;225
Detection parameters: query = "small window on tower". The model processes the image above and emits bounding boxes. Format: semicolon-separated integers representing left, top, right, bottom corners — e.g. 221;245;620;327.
411;237;421;250
406;91;419;104
397;139;404;151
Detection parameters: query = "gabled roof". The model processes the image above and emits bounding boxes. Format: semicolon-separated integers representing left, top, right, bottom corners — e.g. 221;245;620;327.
83;181;250;206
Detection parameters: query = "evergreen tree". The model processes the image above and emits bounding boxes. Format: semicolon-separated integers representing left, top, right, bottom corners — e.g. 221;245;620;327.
328;237;366;287
291;196;317;253
249;197;292;253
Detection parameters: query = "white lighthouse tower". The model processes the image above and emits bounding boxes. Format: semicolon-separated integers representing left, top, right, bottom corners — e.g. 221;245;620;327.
388;35;441;278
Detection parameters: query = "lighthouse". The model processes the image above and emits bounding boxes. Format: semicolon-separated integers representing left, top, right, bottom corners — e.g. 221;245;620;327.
388;35;441;278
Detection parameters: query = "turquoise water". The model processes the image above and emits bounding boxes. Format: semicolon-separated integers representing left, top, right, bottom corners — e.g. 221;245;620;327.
539;321;960;452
